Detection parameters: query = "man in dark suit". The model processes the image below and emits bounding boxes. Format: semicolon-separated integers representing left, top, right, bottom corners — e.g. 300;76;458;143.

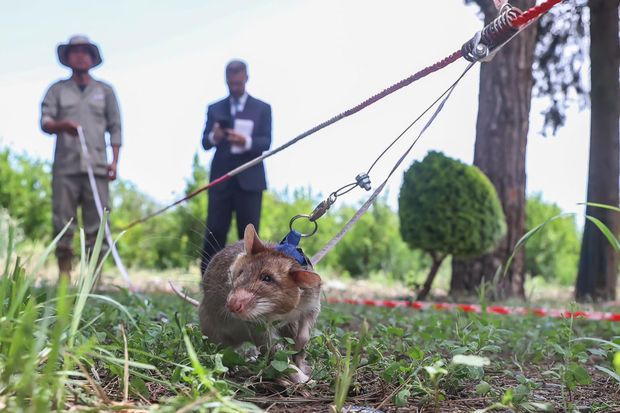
200;60;272;274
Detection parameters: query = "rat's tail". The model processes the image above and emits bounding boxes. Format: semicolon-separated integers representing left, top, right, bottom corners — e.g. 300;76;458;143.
169;281;200;307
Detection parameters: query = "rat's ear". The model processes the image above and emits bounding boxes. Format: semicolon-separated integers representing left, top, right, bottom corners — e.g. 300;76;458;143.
244;224;267;255
290;269;322;289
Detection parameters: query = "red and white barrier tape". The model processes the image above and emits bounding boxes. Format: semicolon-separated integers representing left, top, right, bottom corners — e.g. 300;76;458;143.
327;297;620;322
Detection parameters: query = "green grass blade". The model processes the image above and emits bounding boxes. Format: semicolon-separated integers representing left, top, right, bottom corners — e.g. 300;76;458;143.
501;213;574;282
584;215;620;252
581;202;620;213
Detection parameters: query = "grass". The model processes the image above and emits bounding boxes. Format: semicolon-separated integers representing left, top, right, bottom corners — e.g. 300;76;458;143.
1;219;620;412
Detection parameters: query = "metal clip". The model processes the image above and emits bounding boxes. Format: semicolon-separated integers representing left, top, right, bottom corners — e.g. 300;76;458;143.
356;173;372;191
461;4;521;63
309;199;333;222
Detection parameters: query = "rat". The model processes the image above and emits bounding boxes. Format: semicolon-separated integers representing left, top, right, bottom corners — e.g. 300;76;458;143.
192;223;322;383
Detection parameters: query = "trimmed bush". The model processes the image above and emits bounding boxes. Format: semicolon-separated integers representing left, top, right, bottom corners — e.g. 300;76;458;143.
399;151;506;299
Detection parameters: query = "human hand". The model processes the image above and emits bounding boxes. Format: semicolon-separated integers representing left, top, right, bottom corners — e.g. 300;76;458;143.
226;130;247;147
212;122;227;144
61;120;80;136
107;162;118;181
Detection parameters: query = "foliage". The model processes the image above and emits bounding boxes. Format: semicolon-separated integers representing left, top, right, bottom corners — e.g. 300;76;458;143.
532;0;589;134
464;0;589;134
0;147;52;240
524;193;580;285
0;213;255;412
1;212;619;411
398;151;506;259
109;151;430;280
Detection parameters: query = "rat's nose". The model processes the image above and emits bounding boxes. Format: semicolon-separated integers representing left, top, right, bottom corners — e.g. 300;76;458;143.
226;290;253;314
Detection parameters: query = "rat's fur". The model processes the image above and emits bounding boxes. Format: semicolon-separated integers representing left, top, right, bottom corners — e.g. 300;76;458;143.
199;224;321;382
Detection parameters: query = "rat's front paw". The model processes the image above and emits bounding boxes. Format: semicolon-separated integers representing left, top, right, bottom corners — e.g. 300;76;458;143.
287;364;310;383
294;355;311;376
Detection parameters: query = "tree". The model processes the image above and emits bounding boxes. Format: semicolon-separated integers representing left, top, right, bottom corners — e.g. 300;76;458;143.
575;0;619;302
452;0;537;299
399;151;506;300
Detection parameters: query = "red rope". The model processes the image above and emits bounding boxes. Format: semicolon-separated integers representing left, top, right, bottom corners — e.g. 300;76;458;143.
122;173;231;230
511;0;563;27
123;0;566;230
122;50;463;230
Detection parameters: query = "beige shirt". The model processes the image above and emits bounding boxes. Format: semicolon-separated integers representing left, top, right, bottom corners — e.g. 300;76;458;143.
41;78;122;176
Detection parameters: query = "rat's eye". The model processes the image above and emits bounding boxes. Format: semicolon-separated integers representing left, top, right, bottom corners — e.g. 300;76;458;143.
261;274;274;283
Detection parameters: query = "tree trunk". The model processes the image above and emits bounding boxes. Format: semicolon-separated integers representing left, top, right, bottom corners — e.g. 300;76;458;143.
451;0;537;300
575;0;620;302
417;253;445;301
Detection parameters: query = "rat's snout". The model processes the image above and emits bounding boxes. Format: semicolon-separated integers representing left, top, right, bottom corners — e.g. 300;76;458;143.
226;289;254;315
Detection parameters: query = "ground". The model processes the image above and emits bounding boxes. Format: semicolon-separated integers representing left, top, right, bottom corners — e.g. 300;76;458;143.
101;270;620;412
6;262;620;412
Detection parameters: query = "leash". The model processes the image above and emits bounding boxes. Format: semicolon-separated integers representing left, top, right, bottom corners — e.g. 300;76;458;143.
311;62;475;265
121;51;463;231
299;0;564;264
77;126;134;290
166;0;564;298
123;0;564;232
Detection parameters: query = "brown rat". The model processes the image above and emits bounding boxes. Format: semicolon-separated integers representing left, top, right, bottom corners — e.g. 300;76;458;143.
199;223;321;383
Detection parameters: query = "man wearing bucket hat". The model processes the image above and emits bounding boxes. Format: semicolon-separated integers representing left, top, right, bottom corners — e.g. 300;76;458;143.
40;35;122;278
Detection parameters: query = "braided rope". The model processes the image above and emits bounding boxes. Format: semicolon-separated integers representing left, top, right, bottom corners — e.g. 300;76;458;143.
511;0;563;27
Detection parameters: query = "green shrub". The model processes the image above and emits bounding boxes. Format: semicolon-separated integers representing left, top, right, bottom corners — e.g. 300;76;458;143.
525;193;580;285
0;148;52;240
398;151;506;298
0;144;430;280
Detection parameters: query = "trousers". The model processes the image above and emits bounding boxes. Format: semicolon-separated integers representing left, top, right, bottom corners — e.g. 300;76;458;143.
200;177;262;274
52;173;109;259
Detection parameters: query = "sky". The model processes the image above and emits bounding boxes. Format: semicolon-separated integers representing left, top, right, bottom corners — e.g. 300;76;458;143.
0;1;590;223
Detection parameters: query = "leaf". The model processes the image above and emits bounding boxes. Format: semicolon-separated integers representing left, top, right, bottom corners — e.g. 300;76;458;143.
569;363;591;385
480;345;502;354
475;381;491;396
595;365;620;383
394;389;410;407
501;388;513;405
221;348;246;367
424;363;448;378
387;326;404;337
502;213;574;279
513;384;530;402
585;215;620;252
212;354;228;374
573;337;620;352
550;343;567;357
130;377;150;398
408;346;424;360
270;360;290;372
452;354;490;367
615;352;620;374
582;202;620;213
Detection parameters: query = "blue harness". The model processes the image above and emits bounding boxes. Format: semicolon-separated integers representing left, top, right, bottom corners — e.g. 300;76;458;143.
275;230;311;267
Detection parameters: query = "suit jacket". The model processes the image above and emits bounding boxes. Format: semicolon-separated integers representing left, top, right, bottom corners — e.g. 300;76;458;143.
201;95;272;192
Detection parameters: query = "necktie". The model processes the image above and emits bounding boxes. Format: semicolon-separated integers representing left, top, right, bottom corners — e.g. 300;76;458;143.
232;99;241;117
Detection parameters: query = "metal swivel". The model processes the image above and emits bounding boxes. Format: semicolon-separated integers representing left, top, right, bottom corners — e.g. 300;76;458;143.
356;173;372;191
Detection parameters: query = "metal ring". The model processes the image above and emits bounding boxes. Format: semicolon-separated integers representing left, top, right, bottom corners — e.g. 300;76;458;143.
289;214;319;237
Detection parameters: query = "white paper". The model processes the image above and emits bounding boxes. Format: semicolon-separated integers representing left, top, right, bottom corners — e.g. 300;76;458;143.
230;118;254;154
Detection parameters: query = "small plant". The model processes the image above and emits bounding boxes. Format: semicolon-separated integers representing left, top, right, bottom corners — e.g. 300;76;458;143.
542;307;592;412
423;359;448;412
328;319;370;413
